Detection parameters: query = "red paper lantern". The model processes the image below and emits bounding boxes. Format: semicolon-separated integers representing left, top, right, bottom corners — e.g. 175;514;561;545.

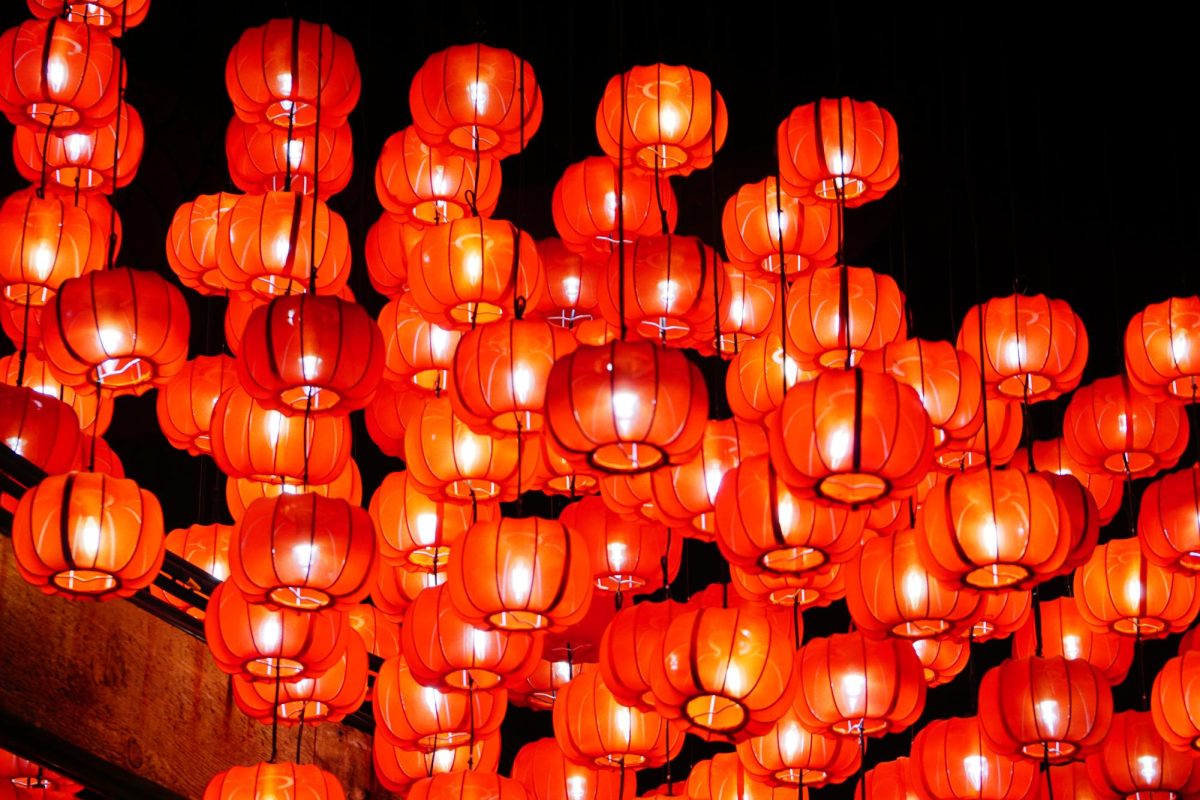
599;600;687;711
373;656;506;750
0;384;81;477
347;603;401;660
722;177;839;277
373;733;498;793
714;265;781;356
1125;295;1200;402
365;213;420;298
537;433;602;497
856;758;919;800
166;192;240;296
551;156;677;257
1151;649;1200;753
225;459;362;523
1038;762;1118;800
156;355;238;456
370;563;445;619
725;332;814;425
913;637;971;687
512;739;634;800
1139;464;1200;572
233;633;368;724
378;293;461;393
403;395;523;502
560;496;679;593
375;126;502;225
363;380;413;458
1064;375;1189;479
737;690;862;787
909;716;1040;800
1075;537;1200;638
150;523;232;618
27;0;151;33
0;188;108;307
406;774;529;800
686;753;798;800
935;397;1024;472
13;101;143;194
0;352;111;434
202;762;345;800
369;470;491;571
973;590;1033;643
785;266;907;370
1087;711;1200;798
731;562;846;610
1015;438;1123;526
226;117;353;198
534;238;604;323
1011;597;1133;685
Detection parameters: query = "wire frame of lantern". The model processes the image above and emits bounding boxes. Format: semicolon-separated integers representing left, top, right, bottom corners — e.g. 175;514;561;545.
27;0;151;33
551;155;678;256
0;187;109;307
225;459;362;523
1126;295;1200;402
365;213;419;298
1074;537;1200;638
0;17;122;130
737;705;862;788
908;716;1040;800
913;637;971;688
785;266;908;370
373;655;506;751
0;384;81;478
1011;596;1134;686
226;117;353;198
225;18;360;130
369;470;492;571
373;733;499;795
559;496;679;593
232;633;368;725
1014;438;1124;526
512;738;636;800
1151;649;1200;754
403;395;525;502
725;332;815;426
1139;464;1200;573
0;352;112;434
166;192;240;296
731;561;846;610
149;523;232;619
777;97;900;206
375;126;502;225
722;176;839;277
155;354;237;456
13;101;143;194
1086;711;1200;798
202;762;345;800
596;63;727;176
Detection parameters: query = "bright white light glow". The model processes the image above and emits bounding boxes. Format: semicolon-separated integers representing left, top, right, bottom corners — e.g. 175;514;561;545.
511;365;533;404
291;543;317;572
1062;635;1082;660
1036;699;1060;733
606;541;628;572
963;755;988;791
507;562;533;605
827;427;852;467
901;569;927;610
46;58;67;93
467;81;490;112
415;513;439;546
1137;755;1160;785
77;516;101;559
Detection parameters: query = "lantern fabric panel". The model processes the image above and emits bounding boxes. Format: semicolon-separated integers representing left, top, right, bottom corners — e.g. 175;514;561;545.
908;716;1040;800
365;213;419;298
1139;464;1200;572
226;116;353;198
785;266;907;370
375;126;502;224
166;192;240;295
1011;597;1133;685
1074;537;1200;638
0;384;82;477
722;177;838;276
1086;711;1200;798
553;666;681;769
1151;650;1200;753
0;188;108;307
372;656;506;750
155;355;238;456
0;352;112;434
13;101;143;194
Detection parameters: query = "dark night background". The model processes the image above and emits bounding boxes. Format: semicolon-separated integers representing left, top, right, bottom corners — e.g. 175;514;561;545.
1;2;1197;797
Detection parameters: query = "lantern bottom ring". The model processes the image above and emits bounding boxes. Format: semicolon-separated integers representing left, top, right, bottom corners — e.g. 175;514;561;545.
817;473;888;505
545;475;599;494
589;443;667;474
815;177;867;203
1113;617;1168;637
406;547;451;571
413;199;468;226
450;302;504;327
996;373;1053;399
267;585;334;611
684;693;748;733
52;569;118;595
445;479;502;501
832;718;887;737
448;124;502;154
774;767;823;786
634;144;688;172
893;619;952;639
278;699;331;723
446;668;503;691
1019;741;1077;762
246;656;305;681
420;731;472;751
761;545;827;575
488;609;550;631
634;317;691;342
1103;451;1157;475
964;563;1030;589
596;574;647;592
278;385;342;413
768;588;818;607
95;356;154;389
597;754;647;769
493;411;544;434
2;283;53;307
26;102;82;129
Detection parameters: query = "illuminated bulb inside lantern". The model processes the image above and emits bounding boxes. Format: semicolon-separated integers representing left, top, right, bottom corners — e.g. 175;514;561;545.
1062;635;1081;660
728;297;745;326
612;391;638;433
430;165;449;196
30;243;55;280
1137;755;1160;785
658;105;681;137
507;562;533;605
840;672;866;715
901;569;927;611
980;519;1001;562
265;409;285;446
827;427;852;468
5;436;25;456
963;755;988;792
562;276;581;305
77;516;101;559
1036;699;1060;732
771;347;801;388
606;541;628;573
1118;413;1128;434
414;512;439;546
63;132;91;163
615;704;632;744
657;279;679;311
98;326;125;354
432;747;456;772
723;662;744;696
291;542;317;572
471;627;490;661
422;685;442;714
1004;338;1024;370
511;365;533;404
551;660;574;684
464;251;483;286
272;236;291;266
1172;331;1191;362
258;617;282;650
1124;574;1144;611
211;561;229;581
566;775;587;800
286;139;304;169
704;464;725;502
429;325;452;358
781;723;803;759
457;435;480;472
467;81;489;112
45;58;67;93
300;354;321;382
776;491;797;535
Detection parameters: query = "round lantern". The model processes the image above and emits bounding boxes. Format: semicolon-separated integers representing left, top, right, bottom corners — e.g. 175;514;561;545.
226;117;353;198
155;355;237;456
559;497;679;593
0;384;81;476
793;631;926;737
225;18;360;130
512;738;634;800
0;352;111;434
27;0;151;33
225;459;362;523
599;600;688;711
447;516;593;632
369;470;491;571
210;386;352;486
408;773;530;800
1126;295;1200;402
150;523;232;618
736;690;862;787
12;471;164;600
364;379;413;458
410;43;542;157
202;762;344;800
777;97;899;206
1012;597;1134;685
1139;464;1200;572
551;156;678;256
598;470;658;522
1064;374;1189;479
0;188;108;307
731;562;846;610
80;433;122;477
371;563;445;619
166;192;240;295
374;735;497;794
1016;438;1123;526
913;637;971;687
239;293;384;416
1152;649;1200;753
1075;537;1200;638
973;590;1033;643
909;716;1040;800
403;395;522;502
379;293;462;393
365;213;420;298
450;317;578;435
596;64;727;176
403;583;542;690
373;656;506;750
348;603;402;660
687;752;797;800
715;265;781;356
935;397;1024;472
856;758;919;800
13;101;143;194
375;126;502;225
545;341;708;474
216;191;351;300
957;293;1088;402
1038;762;1118;800
538;432;602;497
785;265;907;370
725;332;813;425
769;368;934;506
233;633;368;725
722;177;839;276
535;238;604;322
230;494;378;611
1087;711;1200;798
0;17;121;130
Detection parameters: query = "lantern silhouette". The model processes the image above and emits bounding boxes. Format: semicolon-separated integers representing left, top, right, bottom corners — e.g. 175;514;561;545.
202;762;345;800
379;293;461;393
409;216;543;328
0;188;109;307
596;64;726;175
232;633;368;724
403;395;522;501
402;583;541;690
407;773;529;800
365;213;420;298
973;590;1033;643
913;637;971;687
957;294;1088;402
373;733;498;793
0;17;121;130
908;716;1040;800
856;758;919;800
1064;375;1189;479
1012;597;1133;685
13;101;143;193
725;332;813;425
225;18;360;130
736;690;862;787
156;355;237;456
369;470;491;571
550;156;677;255
410;43;542;157
0;352;112;434
535;238;604;322
375;126;502;224
1016;438;1123;526
1126;296;1200;402
722;177;839;277
731;562;846;610
226;117;353;198
560;496;679;593
1151;650;1200;753
373;656;506;750
12;471;164;600
447;516;593;632
151;523;232;618
599;600;688;711
210;386;352;486
935;397;1024;472
785;266;907;370
225;459;363;523
1074;537;1200;638
216;191;351;300
204;582;348;681
1140;465;1200;572
0;385;81;477
166;192;239;295
545;341;708;474
512;738;635;800
769;368;934;506
793;631;926;737
1086;711;1200;798
27;0;151;33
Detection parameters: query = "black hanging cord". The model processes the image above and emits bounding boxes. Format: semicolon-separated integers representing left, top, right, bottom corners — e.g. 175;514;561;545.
306;16;324;296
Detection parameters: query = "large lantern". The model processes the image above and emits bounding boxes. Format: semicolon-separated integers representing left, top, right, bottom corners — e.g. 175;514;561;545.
369;470;489;571
551;156;677;255
1074;537;1200;638
166;192;240;295
559;496;679;593
1063;375;1189;479
785;266;907;370
512;739;632;800
0;384;81;478
1011;597;1134;685
1125;295;1200;402
155;355;238;456
714;264;780;356
0;188;108;306
373;656;506;750
725;332;812;425
1087;711;1200;798
13;101;143;194
202;762;345;800
232;634;368;725
226;117;353;198
1151;650;1200;753
1139;465;1200;572
736;690;862;787
375;126;502;224
535;238;604;323
722;177;839;277
403;395;522;501
909;716;1040;800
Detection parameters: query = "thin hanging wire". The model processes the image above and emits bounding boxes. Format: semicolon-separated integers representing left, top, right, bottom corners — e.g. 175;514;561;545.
306;18;324;296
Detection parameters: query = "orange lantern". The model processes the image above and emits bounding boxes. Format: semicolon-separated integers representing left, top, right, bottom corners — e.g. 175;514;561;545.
1075;537;1200;638
379;293;461;393
27;0;151;33
1151;649;1200;753
369;470;491;571
348;603;401;660
410;43;542;157
365;213;420;298
0;188;108;307
1015;438;1123;526
599;600;687;712
403;395;522;501
793;631;926;737
737;690;862;787
204;582;348;681
1087;711;1200;798
0;384;81;477
1064;375;1189;479
722;177;839;277
0;352;111;434
1140;465;1200;572
450;317;578;436
957;294;1088;402
0;17;121;130
785;265;907;370
1040;474;1105;581
447;516;593;632
909;716;1040;800
403;583;541;690
373;734;498;794
715;265;780;356
935;397;1024;472
725;332;812;425
846;528;984;639
596;64;726;176
216;191;350;300
559;496;679;593
913;637;971;687
687;752;802;800
232;634;368;725
166;192;240;296
510;657;582;710
12;471;163;600
551;156;677;255
225;18;360;130
156;355;237;456
363;379;414;458
598;471;658;522
545;341;708;474
78;434;121;478
224;459;362;523
210;386;352;486
226;117;353;198
375;126;502;225
973;589;1033;643
1011;597;1133;685
202;762;344;800
537;434;602;497
1038;762;1118;800
150;523;232;618
534;238;604;322
407;774;529;800
0;297;44;357
373;656;506;750
1126;296;1200;402
731;562;846;610
513;738;634;800
230;494;378;611
371;562;445;619
0;749;82;793
769;368;934;506
13;101;143;193
856;758;919;800
777;97;900;206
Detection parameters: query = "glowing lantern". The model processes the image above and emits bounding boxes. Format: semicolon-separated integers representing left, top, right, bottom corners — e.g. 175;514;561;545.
1075;537;1200;638
0;188;108;306
373;734;498;793
404;395;523;501
0;384;81;477
365;213;420;298
935;397;1024;472
1126;296;1200;402
150;523;232;618
225;18;360;130
202;762;345;800
166;192;239;295
1151;650;1200;753
559;497;678;593
1087;711;1200;798
777;97;899;206
408;774;530;800
226;117;353;198
535;238;604;323
687;752;798;800
737;691;862;787
1037;762;1118;800
373;656;506;750
909;716;1040;800
27;0;151;33
364;380;414;458
769;368;934;506
0;297;44;357
375;126;502;225
0;352;111;434
725;332;813;425
551;156;677;256
79;433;121;477
856;758;920;800
973;590;1033;643
371;563;445;619
787;266;907;370
715;265;781;356
957;294;1088;402
1012;597;1133;685
12;471;163;600
233;633;368;725
537;434;602;497
347;603;401;660
511;657;583;710
913;638;971;687
598;471;658;521
722;177;839;277
225;459;362;523
793;631;926;737
731;562;846;610
369;470;490;571
599;600;687;711
545;341;708;474
410;43;542;157
156;355;237;456
597;64;726;176
1139;465;1200;572
13;101;143;193
1015;438;1123;526
1064;375;1189;479
379;293;461;393
513;738;634;800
